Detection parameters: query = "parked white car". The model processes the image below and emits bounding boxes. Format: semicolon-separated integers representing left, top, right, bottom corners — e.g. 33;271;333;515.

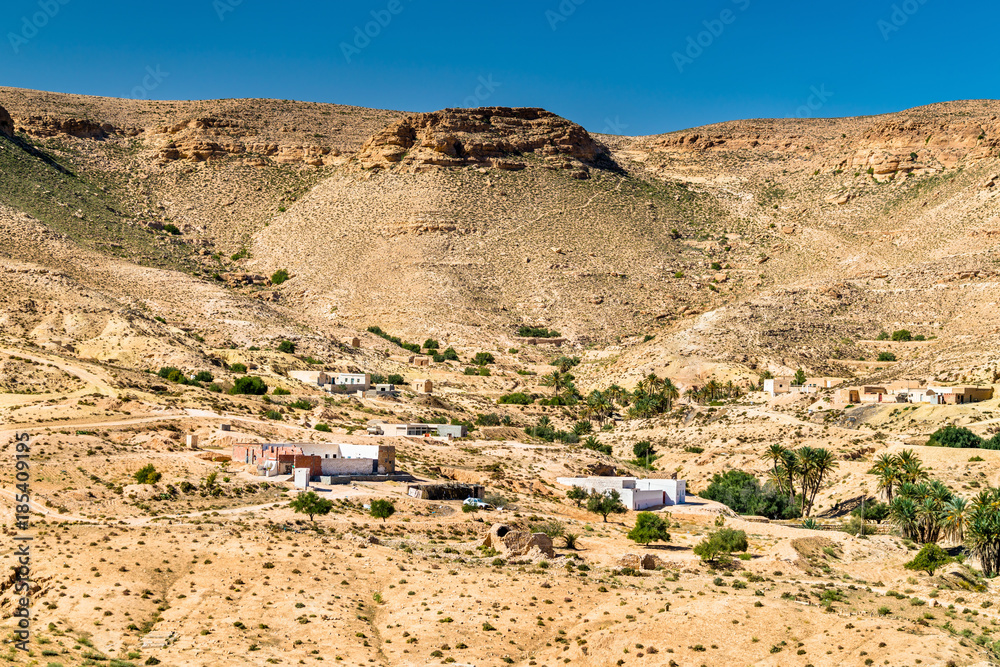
463;497;494;510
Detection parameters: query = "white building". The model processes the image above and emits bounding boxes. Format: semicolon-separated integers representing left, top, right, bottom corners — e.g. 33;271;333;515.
556;477;686;509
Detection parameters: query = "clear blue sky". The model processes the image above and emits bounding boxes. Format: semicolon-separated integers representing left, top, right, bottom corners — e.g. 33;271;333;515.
4;0;998;136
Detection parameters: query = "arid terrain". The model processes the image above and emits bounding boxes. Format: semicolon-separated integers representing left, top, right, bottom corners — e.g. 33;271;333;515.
2;88;1000;666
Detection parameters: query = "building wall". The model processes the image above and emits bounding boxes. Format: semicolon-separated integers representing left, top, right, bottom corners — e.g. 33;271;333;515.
556;477;636;491
321;457;375;475
293;455;323;478
339;444;381;459
377;445;395;474
436;424;467;438
619;489;665;510
635;479;686;505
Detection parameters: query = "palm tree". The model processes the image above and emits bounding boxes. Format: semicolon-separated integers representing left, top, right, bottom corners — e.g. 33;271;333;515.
896;450;927;485
941;496;968;544
966;497;1000;576
868;453;901;502
781;448;799;504
890;496;919;541
541;370;573;395
804;448;838;516
762;444;788;477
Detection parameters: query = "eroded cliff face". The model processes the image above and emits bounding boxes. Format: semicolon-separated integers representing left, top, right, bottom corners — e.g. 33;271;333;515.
646;107;1000;178
354;107;606;177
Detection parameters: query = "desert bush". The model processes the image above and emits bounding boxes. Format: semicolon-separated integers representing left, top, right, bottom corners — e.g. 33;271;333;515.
498;392;533;405
277;340;295;353
230;376;268;395
271;269;289;285
134;464;161;485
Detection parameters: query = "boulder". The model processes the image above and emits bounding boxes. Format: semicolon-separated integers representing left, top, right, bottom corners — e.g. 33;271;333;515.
482;523;554;559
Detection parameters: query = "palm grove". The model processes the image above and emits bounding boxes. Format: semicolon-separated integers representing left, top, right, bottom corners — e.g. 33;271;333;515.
706;444;1000;578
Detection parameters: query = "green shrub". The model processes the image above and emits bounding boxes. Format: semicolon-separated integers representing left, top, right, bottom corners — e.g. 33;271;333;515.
927;425;982;449
314;423;332;432
476;413;501;426
693;528;749;563
273;387;291;396
277;340;296;353
701;470;800;519
627;512;671;545
386;374;404;385
473;352;495;366
423;339;439;350
230;376;268;395
193;371;214;383
271;269;290;285
877;352;896;362
498;392;533;405
230;362;247;373
265;410;283;421
891;329;912;341
134;464;161;485
516;325;560;338
163;223;181;235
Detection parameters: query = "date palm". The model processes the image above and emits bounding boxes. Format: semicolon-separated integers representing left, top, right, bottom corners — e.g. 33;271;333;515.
941;496;968;544
868;453;901;502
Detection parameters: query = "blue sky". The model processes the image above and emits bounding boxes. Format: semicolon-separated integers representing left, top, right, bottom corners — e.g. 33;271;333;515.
3;0;998;136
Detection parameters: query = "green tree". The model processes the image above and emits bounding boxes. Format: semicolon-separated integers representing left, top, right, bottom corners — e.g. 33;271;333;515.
566;486;588;508
230;376;268;395
904;543;952;576
927;425;982;449
586;489;627;523
877;352;897;362
891;329;912;342
289;491;334;523
423;339;439;350
793;368;807;386
194;371;214;383
441;347;460;361
230;362;248;373
278;340;296;354
370;499;396;523
693;528;749;563
133;464;161;485
473;352;495;366
627;512;671;546
868;453;901;502
386;374;404;385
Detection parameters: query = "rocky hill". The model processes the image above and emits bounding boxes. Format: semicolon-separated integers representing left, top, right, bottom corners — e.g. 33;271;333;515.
1;88;999;386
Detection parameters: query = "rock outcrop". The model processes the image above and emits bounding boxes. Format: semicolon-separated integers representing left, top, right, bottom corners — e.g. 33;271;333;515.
0;105;13;137
17;115;113;139
482;523;554;559
355;107;605;173
618;553;665;570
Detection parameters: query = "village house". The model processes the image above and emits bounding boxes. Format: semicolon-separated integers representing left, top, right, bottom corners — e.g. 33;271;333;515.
834;382;994;406
411;378;433;394
765;376;844;397
763;377;792;396
556;477;686;510
367;422;467;439
232;442;395;478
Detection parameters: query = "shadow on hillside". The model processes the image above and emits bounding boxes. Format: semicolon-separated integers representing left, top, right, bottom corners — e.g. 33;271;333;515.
5;134;75;176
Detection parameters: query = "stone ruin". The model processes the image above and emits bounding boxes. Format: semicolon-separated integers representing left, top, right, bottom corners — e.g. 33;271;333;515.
617;553;665;570
482;523;554;560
